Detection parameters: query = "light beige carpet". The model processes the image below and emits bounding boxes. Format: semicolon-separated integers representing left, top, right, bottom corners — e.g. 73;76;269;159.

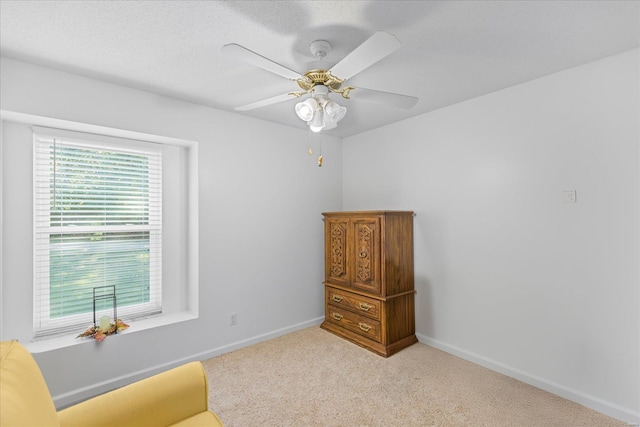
202;326;625;426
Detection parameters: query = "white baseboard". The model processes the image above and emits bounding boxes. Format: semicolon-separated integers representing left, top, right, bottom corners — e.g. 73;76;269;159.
416;333;639;425
53;317;324;409
190;316;324;361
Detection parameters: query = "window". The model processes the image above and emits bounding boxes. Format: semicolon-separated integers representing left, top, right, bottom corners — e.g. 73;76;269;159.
34;130;162;337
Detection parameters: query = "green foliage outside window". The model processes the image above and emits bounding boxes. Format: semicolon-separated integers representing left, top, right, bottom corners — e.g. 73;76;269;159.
47;145;154;318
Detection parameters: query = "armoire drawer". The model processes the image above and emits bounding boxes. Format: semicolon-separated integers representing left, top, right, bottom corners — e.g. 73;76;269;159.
327;288;380;321
326;306;381;342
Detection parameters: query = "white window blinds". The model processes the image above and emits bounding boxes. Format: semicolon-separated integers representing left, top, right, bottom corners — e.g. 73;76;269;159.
33;129;162;337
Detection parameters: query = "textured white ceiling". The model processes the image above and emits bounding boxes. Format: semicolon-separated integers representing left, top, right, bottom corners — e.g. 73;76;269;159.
1;1;638;137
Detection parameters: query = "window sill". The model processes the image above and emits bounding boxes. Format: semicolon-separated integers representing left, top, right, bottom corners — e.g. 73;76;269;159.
24;311;198;353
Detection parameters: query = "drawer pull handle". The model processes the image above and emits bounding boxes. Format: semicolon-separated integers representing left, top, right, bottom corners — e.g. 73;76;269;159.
359;322;372;332
332;312;343;321
358;302;372;312
332;295;343;303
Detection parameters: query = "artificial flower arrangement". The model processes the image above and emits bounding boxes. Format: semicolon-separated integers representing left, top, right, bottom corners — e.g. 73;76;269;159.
77;319;129;342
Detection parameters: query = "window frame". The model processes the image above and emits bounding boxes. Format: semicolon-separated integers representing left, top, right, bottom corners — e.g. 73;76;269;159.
32;128;165;338
0;113;200;349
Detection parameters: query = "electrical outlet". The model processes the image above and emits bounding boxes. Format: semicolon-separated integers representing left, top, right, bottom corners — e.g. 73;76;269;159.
562;190;577;203
229;312;237;326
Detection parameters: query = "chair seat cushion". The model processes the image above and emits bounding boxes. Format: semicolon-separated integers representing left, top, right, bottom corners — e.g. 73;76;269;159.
169;411;224;427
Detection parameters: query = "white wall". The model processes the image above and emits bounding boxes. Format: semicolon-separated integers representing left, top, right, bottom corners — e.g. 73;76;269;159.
0;57;342;405
343;49;639;423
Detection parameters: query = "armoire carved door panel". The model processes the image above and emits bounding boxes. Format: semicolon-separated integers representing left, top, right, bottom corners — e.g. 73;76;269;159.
351;218;381;294
325;217;350;288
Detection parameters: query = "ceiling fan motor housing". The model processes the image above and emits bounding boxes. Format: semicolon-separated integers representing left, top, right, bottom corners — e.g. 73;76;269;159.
293;40;346;93
297;69;344;92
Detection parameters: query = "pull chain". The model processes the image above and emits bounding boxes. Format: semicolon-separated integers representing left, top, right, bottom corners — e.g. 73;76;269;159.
316;130;323;167
307;129;323;167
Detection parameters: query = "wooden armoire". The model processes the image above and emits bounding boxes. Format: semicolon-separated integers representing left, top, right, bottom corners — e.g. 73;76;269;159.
320;211;417;357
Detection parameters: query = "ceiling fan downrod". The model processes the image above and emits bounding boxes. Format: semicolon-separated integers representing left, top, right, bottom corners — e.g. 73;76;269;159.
291;39;354;98
309;40;331;59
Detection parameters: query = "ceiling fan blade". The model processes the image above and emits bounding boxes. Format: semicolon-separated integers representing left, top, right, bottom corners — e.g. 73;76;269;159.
235;93;296;111
329;31;401;81
222;43;302;80
347;87;418;109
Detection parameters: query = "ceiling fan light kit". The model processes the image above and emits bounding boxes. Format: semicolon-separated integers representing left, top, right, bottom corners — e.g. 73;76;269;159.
295;85;346;133
222;30;418;134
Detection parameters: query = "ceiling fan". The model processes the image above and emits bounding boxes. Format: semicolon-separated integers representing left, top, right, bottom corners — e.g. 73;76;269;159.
222;31;418;133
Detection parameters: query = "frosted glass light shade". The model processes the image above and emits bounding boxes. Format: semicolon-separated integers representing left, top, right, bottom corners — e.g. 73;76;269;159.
324;100;346;123
308;109;324;132
295;98;317;121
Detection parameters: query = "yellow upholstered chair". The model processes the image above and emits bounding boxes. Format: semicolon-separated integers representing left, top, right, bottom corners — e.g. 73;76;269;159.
0;340;224;427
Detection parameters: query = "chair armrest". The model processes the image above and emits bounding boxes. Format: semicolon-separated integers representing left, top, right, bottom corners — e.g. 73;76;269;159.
59;361;219;427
